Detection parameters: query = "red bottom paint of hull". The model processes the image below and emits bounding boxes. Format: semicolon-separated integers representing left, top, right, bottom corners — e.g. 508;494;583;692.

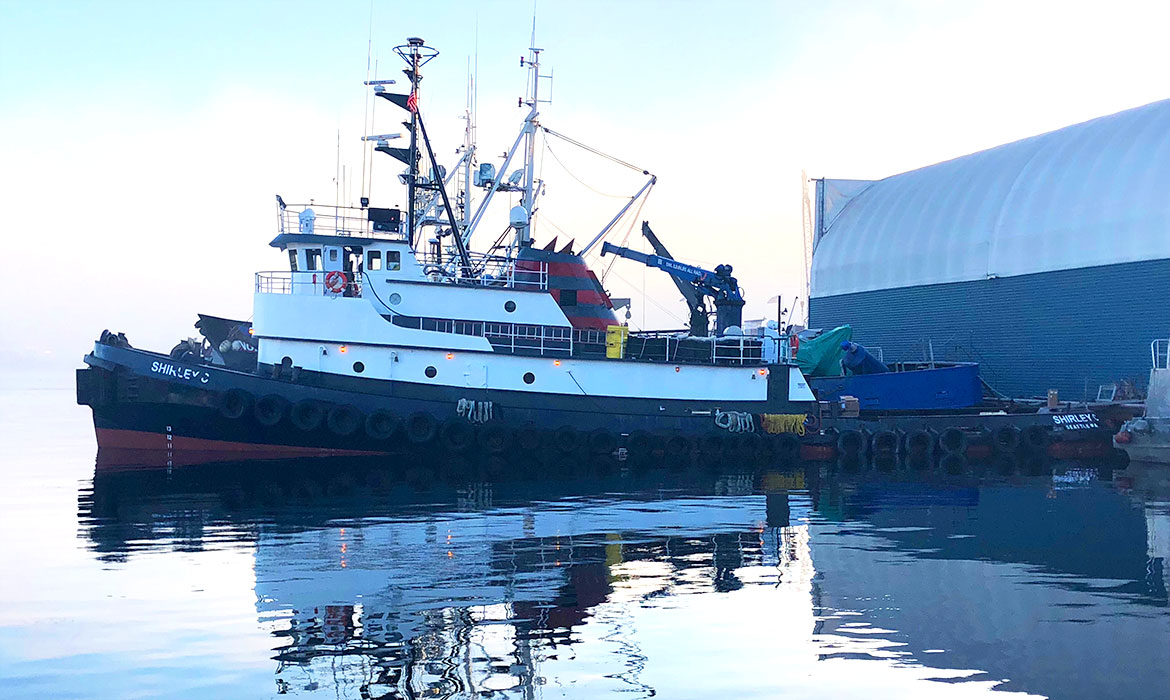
94;428;391;471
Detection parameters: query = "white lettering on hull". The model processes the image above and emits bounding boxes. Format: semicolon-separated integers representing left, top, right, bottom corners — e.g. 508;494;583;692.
150;361;211;384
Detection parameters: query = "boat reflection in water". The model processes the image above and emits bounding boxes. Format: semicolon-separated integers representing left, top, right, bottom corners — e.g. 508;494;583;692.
78;455;1169;699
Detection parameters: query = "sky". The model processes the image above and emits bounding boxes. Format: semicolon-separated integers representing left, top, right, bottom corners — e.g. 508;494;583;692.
2;0;1169;381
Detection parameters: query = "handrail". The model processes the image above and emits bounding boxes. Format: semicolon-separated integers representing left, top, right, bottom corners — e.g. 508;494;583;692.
1153;338;1169;370
256;270;768;366
277;203;408;241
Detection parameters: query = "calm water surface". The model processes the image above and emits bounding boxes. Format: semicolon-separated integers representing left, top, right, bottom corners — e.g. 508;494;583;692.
1;387;1168;699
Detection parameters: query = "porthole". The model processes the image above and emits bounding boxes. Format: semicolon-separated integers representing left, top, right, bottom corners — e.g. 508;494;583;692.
523;372;535;385
504;300;517;313
353;361;365;373
389;292;402;306
425;366;437;378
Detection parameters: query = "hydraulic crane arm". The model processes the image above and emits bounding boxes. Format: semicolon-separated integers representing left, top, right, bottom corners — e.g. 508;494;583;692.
640;222;704;312
599;241;740;301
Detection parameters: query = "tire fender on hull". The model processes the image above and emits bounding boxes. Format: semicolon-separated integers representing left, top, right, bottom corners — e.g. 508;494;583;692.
254;394;288;427
365;410;400;440
406;412;438;444
219;389;252;420
290;400;326;431
327;404;363;437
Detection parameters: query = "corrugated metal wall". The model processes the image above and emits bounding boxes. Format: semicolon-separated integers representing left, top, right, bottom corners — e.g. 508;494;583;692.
809;259;1170;400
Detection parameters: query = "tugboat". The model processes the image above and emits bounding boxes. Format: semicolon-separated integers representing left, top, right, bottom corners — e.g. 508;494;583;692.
75;39;816;469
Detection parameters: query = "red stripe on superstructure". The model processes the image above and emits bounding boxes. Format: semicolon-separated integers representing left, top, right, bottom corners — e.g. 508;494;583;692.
586;270;615;309
547;262;593;278
94;428;390;470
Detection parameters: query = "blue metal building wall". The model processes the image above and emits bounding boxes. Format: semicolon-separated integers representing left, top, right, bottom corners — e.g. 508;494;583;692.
809;259;1170;400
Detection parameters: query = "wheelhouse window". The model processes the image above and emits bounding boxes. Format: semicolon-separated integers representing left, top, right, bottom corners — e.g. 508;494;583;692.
387;250;401;271
367;251;382;271
558;289;578;307
288;250;298;271
328;248;339;263
305;249;321;271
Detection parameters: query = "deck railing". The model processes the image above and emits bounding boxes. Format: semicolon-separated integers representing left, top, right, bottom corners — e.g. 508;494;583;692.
418;252;548;291
255;271;363;296
277;203;407;240
1153;338;1169;370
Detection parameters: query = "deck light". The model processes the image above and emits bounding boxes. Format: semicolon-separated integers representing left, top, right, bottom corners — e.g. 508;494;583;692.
446;352;454;360
339;345;348;353
554;359;561;366
759;368;767;375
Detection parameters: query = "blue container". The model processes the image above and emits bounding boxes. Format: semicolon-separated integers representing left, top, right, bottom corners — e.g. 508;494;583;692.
808;362;982;412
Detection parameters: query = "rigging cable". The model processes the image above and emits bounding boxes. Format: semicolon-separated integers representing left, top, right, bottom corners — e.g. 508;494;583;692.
541;126;650;175
543;140;630;198
599;185;652;283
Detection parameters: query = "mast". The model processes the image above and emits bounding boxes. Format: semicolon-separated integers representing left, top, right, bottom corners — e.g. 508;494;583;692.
518;46;541;247
394;37;437;250
406;41;420;248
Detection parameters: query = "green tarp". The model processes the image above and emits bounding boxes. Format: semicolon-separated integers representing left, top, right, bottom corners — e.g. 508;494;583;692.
795;325;852;377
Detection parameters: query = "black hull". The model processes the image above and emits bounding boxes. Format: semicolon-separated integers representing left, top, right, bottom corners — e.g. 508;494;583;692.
78;342;813;469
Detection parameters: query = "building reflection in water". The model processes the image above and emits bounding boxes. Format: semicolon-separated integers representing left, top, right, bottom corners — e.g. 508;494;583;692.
78;455;1169;699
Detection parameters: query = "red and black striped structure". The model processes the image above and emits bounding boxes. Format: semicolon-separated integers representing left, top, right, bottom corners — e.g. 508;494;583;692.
517;245;619;330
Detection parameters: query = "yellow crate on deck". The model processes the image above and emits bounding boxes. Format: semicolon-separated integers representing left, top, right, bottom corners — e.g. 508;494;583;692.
605;325;629;359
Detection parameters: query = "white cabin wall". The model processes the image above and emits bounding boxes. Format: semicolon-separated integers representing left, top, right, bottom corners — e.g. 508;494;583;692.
254;293;495;352
258;337;769;402
362;279;571;326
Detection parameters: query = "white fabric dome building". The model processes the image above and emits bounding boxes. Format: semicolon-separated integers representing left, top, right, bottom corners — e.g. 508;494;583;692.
810;98;1170;399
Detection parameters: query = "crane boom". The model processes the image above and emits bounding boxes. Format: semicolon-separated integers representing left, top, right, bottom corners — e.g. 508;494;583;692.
600;234;745;336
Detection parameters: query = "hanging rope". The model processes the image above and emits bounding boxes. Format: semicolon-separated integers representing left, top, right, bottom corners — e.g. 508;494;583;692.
541;126;650;175
760;414;807;436
457;398;493;424
715;409;756;433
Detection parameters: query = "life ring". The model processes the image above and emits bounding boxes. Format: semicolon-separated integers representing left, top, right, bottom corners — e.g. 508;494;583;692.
218;389;252;420
364;410;400;440
324;270;348;293
327;404;363;436
253;394;288;427
290;400;325;431
405;412;437;444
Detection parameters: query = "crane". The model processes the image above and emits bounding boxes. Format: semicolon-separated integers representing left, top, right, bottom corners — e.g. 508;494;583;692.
600;222;745;336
